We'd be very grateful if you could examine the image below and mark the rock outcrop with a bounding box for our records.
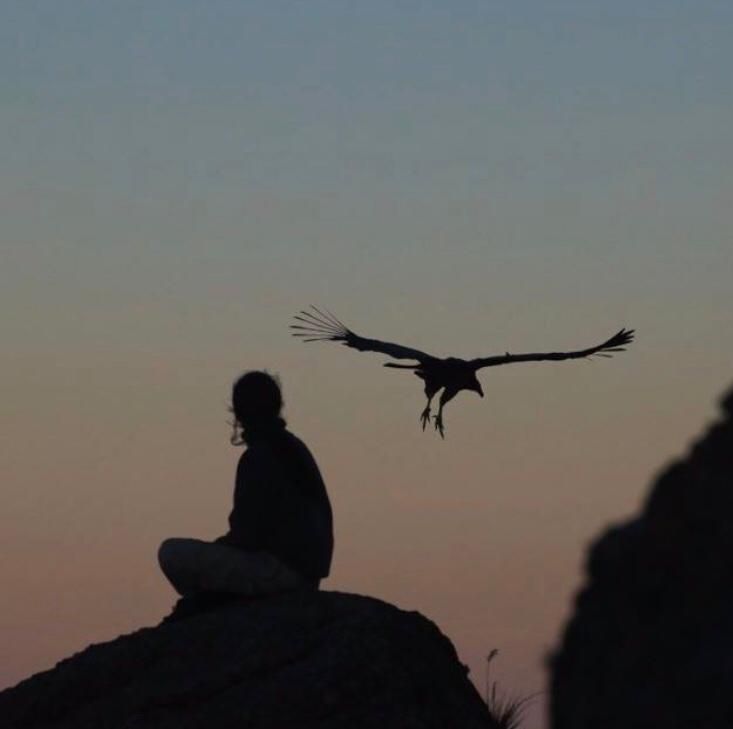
[551,385,733,729]
[1,591,494,729]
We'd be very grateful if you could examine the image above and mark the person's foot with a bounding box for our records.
[161,591,238,625]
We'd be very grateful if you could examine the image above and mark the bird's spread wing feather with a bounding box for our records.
[290,306,436,362]
[469,328,635,370]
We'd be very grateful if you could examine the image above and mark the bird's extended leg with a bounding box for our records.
[433,408,445,439]
[420,396,436,430]
[433,389,457,439]
[420,401,433,430]
[420,383,439,431]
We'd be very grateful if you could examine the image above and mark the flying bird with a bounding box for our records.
[291,306,635,438]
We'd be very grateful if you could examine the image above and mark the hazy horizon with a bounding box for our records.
[3,3,732,727]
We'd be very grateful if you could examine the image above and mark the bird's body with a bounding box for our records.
[384,357,483,433]
[291,306,635,437]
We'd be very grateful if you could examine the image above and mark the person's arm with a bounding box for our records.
[217,450,272,549]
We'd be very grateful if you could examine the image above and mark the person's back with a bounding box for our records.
[219,422,333,584]
[158,370,334,608]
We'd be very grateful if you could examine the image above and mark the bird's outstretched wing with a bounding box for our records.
[469,328,635,370]
[290,306,436,362]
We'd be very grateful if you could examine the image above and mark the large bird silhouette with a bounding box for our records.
[291,306,635,438]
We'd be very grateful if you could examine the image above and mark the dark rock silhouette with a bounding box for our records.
[551,384,733,729]
[0,591,495,729]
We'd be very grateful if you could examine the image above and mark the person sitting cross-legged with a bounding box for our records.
[158,371,333,619]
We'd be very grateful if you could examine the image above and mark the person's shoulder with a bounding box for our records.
[282,429,313,456]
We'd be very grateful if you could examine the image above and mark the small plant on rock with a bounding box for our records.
[484,649,536,729]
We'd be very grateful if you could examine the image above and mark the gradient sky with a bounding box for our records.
[2,3,732,727]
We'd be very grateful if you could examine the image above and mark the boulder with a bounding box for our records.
[551,385,733,729]
[1,591,495,729]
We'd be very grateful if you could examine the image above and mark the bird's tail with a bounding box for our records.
[290,306,351,342]
[383,363,419,369]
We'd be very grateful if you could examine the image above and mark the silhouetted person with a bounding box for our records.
[158,371,333,609]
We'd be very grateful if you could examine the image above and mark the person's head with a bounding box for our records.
[230,370,284,444]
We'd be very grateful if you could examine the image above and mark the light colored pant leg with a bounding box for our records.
[158,537,306,597]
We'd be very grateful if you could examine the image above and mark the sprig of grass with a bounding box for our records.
[483,649,537,729]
